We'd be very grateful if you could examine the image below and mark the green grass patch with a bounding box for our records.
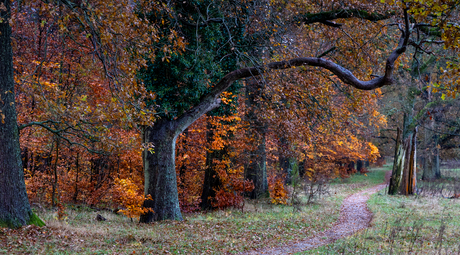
[307,187,460,254]
[337,166,389,184]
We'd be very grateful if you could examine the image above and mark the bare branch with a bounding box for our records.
[294,9,395,26]
[18,120,107,154]
[180,17,224,27]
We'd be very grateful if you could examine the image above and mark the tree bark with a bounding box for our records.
[244,78,268,199]
[73,152,79,203]
[245,135,268,199]
[422,136,441,180]
[280,156,295,185]
[388,128,404,195]
[421,83,441,181]
[400,128,417,195]
[140,121,183,222]
[389,125,418,195]
[51,138,60,208]
[0,0,43,228]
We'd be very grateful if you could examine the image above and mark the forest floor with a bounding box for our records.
[1,165,460,254]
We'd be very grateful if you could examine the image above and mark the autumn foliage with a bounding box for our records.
[112,178,153,220]
[11,0,395,218]
[268,176,288,205]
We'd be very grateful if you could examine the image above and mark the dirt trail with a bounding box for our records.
[242,171,391,255]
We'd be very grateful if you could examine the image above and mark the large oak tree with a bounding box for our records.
[138,1,412,221]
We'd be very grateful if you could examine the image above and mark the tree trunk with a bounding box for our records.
[348,161,355,172]
[73,152,79,203]
[422,135,441,180]
[244,78,268,199]
[389,126,418,195]
[0,0,43,228]
[51,138,60,208]
[421,86,442,181]
[140,121,183,222]
[357,160,363,173]
[280,156,295,185]
[400,128,417,195]
[279,137,296,185]
[388,128,404,195]
[200,124,224,210]
[245,133,268,199]
[433,144,441,178]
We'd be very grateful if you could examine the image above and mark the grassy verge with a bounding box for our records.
[307,180,460,254]
[0,167,389,254]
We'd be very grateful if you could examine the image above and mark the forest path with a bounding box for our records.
[242,171,392,255]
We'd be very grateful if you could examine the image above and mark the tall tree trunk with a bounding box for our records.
[279,137,296,185]
[389,126,418,195]
[140,121,183,222]
[400,128,417,195]
[433,141,441,178]
[422,134,441,180]
[389,128,404,195]
[52,138,60,208]
[0,0,43,228]
[244,78,268,199]
[280,156,296,185]
[245,130,267,199]
[422,84,441,180]
[73,152,79,203]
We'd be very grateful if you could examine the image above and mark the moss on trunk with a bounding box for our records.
[0,212,45,228]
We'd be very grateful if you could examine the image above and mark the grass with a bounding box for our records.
[0,167,389,254]
[441,168,460,179]
[306,171,460,254]
[331,165,389,186]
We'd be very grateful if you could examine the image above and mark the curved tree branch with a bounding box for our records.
[174,9,410,134]
[294,8,396,26]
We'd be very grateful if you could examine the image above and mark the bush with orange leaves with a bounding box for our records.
[112,178,153,220]
[211,166,255,210]
[212,180,253,210]
[268,175,288,205]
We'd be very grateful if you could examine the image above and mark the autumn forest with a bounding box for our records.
[1,0,460,253]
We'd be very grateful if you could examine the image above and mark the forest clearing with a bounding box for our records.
[2,0,460,254]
